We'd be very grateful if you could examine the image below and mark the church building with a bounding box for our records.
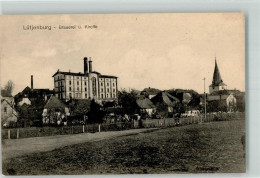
[209,58,227,94]
[52,57,118,103]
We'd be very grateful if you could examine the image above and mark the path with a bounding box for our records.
[2,128,158,161]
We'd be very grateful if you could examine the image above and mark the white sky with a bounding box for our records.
[0,13,245,95]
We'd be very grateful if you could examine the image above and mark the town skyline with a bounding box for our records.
[0,13,245,95]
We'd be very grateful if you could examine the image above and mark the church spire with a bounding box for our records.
[212,57,224,87]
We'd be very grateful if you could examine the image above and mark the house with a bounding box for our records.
[42,95,70,125]
[182,92,192,104]
[14,76,54,126]
[151,91,180,117]
[201,90,244,112]
[207,92,236,112]
[140,87,161,99]
[136,98,156,116]
[1,96,18,127]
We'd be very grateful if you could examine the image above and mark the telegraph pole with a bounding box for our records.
[203,77,207,120]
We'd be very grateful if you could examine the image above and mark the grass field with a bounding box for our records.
[2,119,245,175]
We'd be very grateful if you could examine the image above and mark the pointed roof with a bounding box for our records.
[210,58,226,87]
[44,95,67,109]
[151,91,180,107]
[136,98,156,109]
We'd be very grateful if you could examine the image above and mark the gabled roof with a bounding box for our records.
[44,95,67,109]
[151,91,180,107]
[136,98,155,109]
[210,59,226,87]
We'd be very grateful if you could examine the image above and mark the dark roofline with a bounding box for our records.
[52,71,88,77]
[100,75,118,79]
[52,71,117,78]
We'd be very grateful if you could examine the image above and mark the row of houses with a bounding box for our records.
[1,57,245,127]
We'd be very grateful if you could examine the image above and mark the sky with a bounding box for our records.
[0,13,245,95]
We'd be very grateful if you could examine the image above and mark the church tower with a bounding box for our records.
[209,58,227,94]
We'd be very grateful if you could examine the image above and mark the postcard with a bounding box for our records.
[0,13,245,175]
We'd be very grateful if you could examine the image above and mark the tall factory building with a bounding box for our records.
[52,57,118,103]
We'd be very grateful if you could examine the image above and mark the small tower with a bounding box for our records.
[209,57,227,94]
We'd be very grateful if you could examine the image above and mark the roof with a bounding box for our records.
[44,95,67,109]
[136,98,155,109]
[52,70,117,78]
[151,91,180,107]
[52,71,88,77]
[141,87,161,95]
[210,59,226,87]
[182,92,192,103]
[100,75,118,79]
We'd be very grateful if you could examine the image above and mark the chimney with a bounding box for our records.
[31,75,34,90]
[89,57,92,72]
[83,57,88,74]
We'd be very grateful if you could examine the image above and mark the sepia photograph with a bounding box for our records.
[0,13,245,175]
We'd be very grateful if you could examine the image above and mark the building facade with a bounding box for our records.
[52,57,118,103]
[1,96,18,127]
[209,58,227,94]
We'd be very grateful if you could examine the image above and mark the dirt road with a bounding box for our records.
[2,128,158,161]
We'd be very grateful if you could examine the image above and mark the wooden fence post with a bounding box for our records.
[98,124,101,132]
[83,125,85,133]
[17,128,19,139]
[8,129,10,139]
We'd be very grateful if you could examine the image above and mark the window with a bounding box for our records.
[113,89,115,92]
[101,94,104,99]
[92,77,97,96]
[85,88,87,91]
[77,87,79,91]
[107,83,109,86]
[107,88,109,92]
[69,87,71,91]
[77,77,79,79]
[69,81,71,85]
[4,107,7,112]
[77,81,79,85]
[113,94,115,98]
[85,94,88,98]
[107,94,109,98]
[58,76,59,80]
[85,82,87,85]
[101,83,103,86]
[69,93,72,98]
[101,88,103,92]
[113,83,115,87]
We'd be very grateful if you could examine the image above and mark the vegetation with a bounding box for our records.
[88,100,105,124]
[1,80,15,97]
[118,89,139,115]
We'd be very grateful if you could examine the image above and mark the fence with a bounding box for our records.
[2,112,244,139]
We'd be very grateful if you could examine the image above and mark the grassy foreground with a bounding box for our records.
[2,119,245,175]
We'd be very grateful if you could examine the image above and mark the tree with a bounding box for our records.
[88,99,105,124]
[174,102,186,114]
[1,80,14,97]
[118,89,139,115]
